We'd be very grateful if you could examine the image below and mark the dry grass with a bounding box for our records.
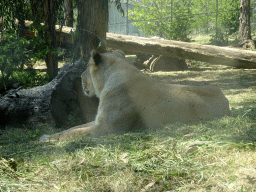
[0,61,256,192]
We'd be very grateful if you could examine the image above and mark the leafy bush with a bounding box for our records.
[129,0,192,41]
[129,0,243,43]
[0,33,50,92]
[209,28,229,46]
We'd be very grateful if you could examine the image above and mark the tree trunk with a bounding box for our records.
[0,0,109,128]
[238,0,254,49]
[30,0,59,79]
[43,0,59,79]
[73,0,108,60]
[64,0,73,27]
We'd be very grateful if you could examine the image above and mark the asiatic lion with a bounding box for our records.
[39,50,230,142]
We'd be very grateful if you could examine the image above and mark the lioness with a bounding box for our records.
[39,50,230,142]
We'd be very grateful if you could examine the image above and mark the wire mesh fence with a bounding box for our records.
[109,0,256,45]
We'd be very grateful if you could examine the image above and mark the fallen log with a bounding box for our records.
[52,23,256,69]
[0,59,98,128]
[1,20,256,68]
[53,29,256,69]
[54,24,256,69]
[107,33,256,69]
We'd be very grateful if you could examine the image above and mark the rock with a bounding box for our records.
[146,55,188,72]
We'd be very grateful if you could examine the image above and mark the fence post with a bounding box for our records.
[171,0,173,22]
[216,0,218,37]
[126,0,129,35]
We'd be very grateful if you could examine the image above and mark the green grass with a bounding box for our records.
[191,33,240,47]
[1,64,256,191]
[191,34,212,44]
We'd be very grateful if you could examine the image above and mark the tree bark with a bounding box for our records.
[64,0,73,27]
[107,33,256,69]
[45,25,256,69]
[238,0,254,49]
[73,0,108,60]
[43,0,59,79]
[0,60,99,128]
[30,0,60,80]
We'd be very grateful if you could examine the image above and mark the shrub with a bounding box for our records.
[0,33,50,92]
[209,27,229,46]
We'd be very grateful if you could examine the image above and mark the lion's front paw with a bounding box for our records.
[39,135,53,143]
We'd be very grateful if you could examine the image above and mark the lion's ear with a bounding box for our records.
[91,50,102,66]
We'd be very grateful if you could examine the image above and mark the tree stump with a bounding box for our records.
[238,39,255,49]
[0,59,99,128]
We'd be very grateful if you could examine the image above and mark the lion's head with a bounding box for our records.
[81,49,127,98]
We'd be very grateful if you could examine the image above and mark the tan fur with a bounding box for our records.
[39,50,230,142]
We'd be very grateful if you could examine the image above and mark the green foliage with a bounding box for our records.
[0,1,58,89]
[192,0,239,35]
[209,27,229,46]
[12,68,50,88]
[218,0,239,35]
[129,0,244,44]
[29,22,59,61]
[0,34,50,90]
[0,0,33,35]
[0,34,32,89]
[129,0,193,41]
